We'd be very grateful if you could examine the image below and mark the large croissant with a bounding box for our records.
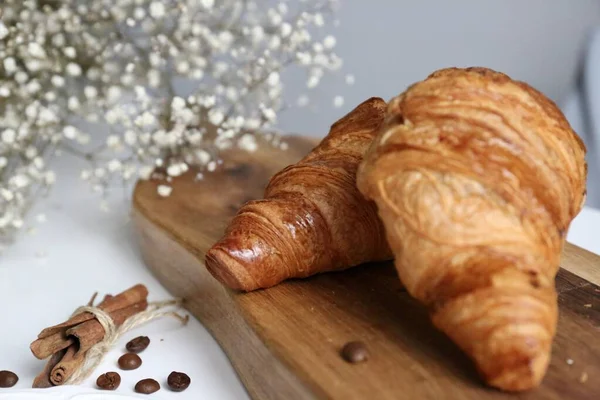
[206,97,392,291]
[357,68,587,391]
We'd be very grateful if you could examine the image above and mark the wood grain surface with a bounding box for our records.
[132,136,600,400]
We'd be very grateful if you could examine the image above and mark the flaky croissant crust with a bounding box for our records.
[358,67,587,391]
[206,97,392,291]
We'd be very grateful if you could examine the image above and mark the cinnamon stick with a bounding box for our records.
[30,332,75,360]
[45,302,148,386]
[49,343,84,386]
[67,300,148,353]
[32,348,67,388]
[36,284,148,339]
[30,300,148,359]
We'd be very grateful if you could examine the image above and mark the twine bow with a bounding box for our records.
[64,294,189,385]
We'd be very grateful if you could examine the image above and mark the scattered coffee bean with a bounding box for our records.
[96,372,121,390]
[167,371,191,392]
[126,336,150,353]
[135,378,160,394]
[340,341,369,364]
[0,370,18,388]
[118,353,142,370]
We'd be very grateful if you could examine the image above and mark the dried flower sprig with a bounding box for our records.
[0,0,345,244]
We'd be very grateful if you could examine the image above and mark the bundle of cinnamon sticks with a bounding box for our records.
[30,284,149,388]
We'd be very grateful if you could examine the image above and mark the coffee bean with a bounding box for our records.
[167,371,191,392]
[0,370,18,388]
[118,353,142,370]
[126,336,150,353]
[135,378,160,394]
[340,341,369,363]
[96,372,121,390]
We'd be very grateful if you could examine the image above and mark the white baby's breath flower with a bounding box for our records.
[314,13,325,26]
[139,166,154,180]
[176,61,190,74]
[171,97,186,110]
[28,42,47,58]
[2,129,16,144]
[39,108,57,123]
[121,74,134,86]
[66,63,82,76]
[157,184,172,197]
[68,97,80,110]
[323,35,337,49]
[149,2,166,19]
[148,69,161,87]
[63,126,78,140]
[238,134,258,152]
[201,0,215,9]
[0,0,343,245]
[0,189,14,202]
[333,95,344,108]
[107,159,122,172]
[134,7,146,20]
[25,147,37,159]
[3,58,17,74]
[27,80,42,94]
[63,47,77,58]
[124,130,137,146]
[307,75,319,88]
[195,150,210,165]
[11,175,30,188]
[106,135,121,149]
[280,23,292,37]
[167,163,188,177]
[45,172,56,185]
[15,72,28,84]
[208,110,225,126]
[0,23,9,40]
[267,72,280,86]
[262,107,277,121]
[107,86,122,102]
[84,86,98,99]
[51,75,65,87]
[296,52,312,65]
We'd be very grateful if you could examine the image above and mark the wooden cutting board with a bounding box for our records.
[132,136,600,400]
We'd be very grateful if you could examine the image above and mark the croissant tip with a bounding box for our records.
[479,346,550,392]
[485,352,549,392]
[205,247,250,291]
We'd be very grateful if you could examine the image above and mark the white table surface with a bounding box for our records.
[0,158,249,400]
[1,156,600,400]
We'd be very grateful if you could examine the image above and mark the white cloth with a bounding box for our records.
[563,27,600,208]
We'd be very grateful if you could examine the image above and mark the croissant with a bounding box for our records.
[206,97,392,291]
[357,68,587,391]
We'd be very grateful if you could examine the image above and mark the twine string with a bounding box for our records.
[64,297,189,385]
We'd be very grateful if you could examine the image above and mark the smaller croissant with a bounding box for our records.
[206,98,392,291]
[358,68,587,391]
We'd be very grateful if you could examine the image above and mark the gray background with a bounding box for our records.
[279,0,600,136]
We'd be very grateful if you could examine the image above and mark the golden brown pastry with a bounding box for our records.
[206,97,392,291]
[357,68,587,391]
